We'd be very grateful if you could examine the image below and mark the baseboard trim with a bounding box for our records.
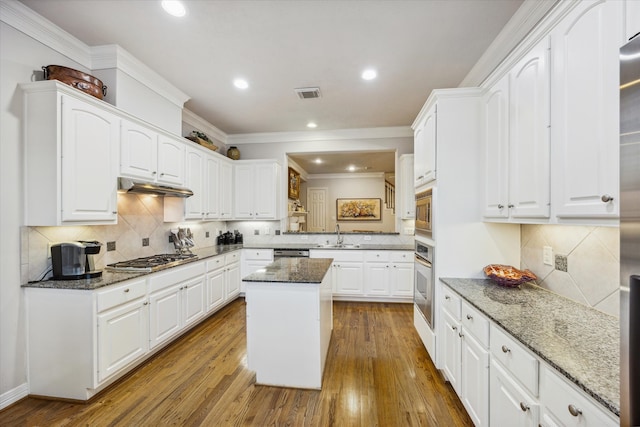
[0,382,29,410]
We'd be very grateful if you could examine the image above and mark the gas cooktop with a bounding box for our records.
[106,253,198,272]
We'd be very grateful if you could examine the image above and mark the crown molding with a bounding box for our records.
[460,0,560,88]
[0,0,92,68]
[308,172,385,180]
[91,44,190,107]
[412,87,484,129]
[182,108,228,144]
[227,126,413,145]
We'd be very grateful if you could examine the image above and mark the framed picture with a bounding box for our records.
[288,167,301,200]
[336,198,382,221]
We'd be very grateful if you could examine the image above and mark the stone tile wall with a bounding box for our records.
[520,224,619,317]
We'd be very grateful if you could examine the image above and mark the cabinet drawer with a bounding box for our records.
[364,251,390,262]
[461,301,489,347]
[390,251,412,263]
[540,365,617,427]
[96,279,146,312]
[225,251,241,264]
[441,285,461,319]
[242,249,270,260]
[490,324,539,396]
[149,262,206,293]
[206,255,225,271]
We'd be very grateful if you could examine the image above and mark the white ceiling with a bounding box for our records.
[20,0,525,135]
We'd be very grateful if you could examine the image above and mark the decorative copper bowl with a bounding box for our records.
[42,65,107,99]
[483,264,537,288]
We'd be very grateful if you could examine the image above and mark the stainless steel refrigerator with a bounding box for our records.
[620,34,640,427]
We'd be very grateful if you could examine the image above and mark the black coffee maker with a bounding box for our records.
[51,241,103,280]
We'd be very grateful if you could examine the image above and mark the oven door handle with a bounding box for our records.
[415,254,432,268]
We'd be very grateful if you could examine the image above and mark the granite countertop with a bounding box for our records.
[22,245,244,291]
[243,258,333,284]
[440,278,620,417]
[243,243,414,251]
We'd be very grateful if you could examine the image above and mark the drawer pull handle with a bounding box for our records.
[519,402,530,412]
[458,332,464,338]
[601,194,614,203]
[445,296,450,300]
[451,326,457,331]
[124,288,130,293]
[466,314,473,320]
[508,204,515,208]
[568,405,582,417]
[143,301,148,306]
[501,345,511,353]
[497,204,504,209]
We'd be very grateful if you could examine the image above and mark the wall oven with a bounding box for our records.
[415,188,433,239]
[414,241,434,328]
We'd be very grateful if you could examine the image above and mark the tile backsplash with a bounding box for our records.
[521,224,619,317]
[23,193,225,283]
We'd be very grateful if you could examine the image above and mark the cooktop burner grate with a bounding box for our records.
[106,253,198,272]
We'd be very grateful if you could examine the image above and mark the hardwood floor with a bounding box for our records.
[1,299,472,426]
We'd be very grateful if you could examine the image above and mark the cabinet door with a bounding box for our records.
[490,359,539,427]
[422,105,437,184]
[184,147,205,220]
[204,154,220,219]
[400,154,415,218]
[61,95,119,222]
[461,332,489,427]
[254,162,278,219]
[414,126,426,187]
[509,37,551,219]
[120,119,157,181]
[334,262,364,295]
[182,276,206,327]
[441,309,461,394]
[483,74,510,219]
[552,0,622,219]
[364,262,390,296]
[391,262,414,297]
[97,298,148,383]
[234,164,254,219]
[206,268,225,312]
[226,263,241,299]
[157,135,185,186]
[219,160,233,219]
[149,284,182,349]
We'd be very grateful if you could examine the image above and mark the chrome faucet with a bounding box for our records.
[335,224,344,245]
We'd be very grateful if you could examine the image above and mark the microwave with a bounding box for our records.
[415,188,432,238]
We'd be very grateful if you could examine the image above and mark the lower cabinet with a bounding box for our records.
[209,253,241,307]
[490,358,540,427]
[241,249,274,293]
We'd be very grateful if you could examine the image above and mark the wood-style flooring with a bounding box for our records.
[0,299,472,426]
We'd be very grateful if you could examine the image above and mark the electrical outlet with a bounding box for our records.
[206,231,210,238]
[275,229,281,236]
[47,242,53,259]
[106,241,116,251]
[264,227,271,235]
[555,254,568,272]
[169,235,174,243]
[142,238,149,247]
[543,246,553,266]
[254,229,260,235]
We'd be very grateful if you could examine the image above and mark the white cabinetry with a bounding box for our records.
[241,249,274,293]
[551,0,623,220]
[399,154,415,219]
[508,37,551,220]
[120,119,185,186]
[490,358,540,427]
[234,160,281,219]
[626,0,640,42]
[364,251,414,298]
[312,250,364,297]
[206,252,241,311]
[413,104,437,188]
[219,159,234,219]
[22,81,120,225]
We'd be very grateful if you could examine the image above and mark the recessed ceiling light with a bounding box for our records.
[307,122,317,129]
[314,158,322,164]
[161,0,186,17]
[233,78,249,89]
[347,165,356,172]
[362,69,377,80]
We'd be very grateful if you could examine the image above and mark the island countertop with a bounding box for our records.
[440,277,619,417]
[242,258,333,284]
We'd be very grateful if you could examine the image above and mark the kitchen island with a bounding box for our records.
[243,257,333,389]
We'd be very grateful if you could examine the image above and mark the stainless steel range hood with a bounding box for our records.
[118,177,194,198]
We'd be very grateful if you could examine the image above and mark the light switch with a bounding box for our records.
[543,246,553,266]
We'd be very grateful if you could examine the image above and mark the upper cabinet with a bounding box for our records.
[551,0,623,220]
[234,160,281,220]
[399,154,415,219]
[120,119,185,186]
[413,104,437,188]
[508,37,551,220]
[22,81,120,225]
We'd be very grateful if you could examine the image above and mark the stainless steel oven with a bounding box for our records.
[414,241,434,328]
[415,188,433,239]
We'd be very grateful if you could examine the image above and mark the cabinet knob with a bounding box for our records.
[508,204,514,208]
[519,402,530,412]
[466,314,473,320]
[152,171,157,175]
[386,265,389,268]
[497,204,504,209]
[451,325,457,331]
[445,295,450,300]
[601,194,614,203]
[112,211,118,214]
[123,288,130,293]
[501,345,511,353]
[458,332,464,338]
[568,404,582,417]
[160,173,165,177]
[143,301,149,306]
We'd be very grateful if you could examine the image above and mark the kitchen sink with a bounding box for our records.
[315,243,361,249]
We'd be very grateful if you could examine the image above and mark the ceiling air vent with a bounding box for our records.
[295,87,321,99]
